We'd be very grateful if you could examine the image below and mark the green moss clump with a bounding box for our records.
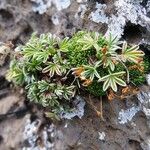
[115,63,126,72]
[143,56,150,74]
[126,56,150,86]
[112,58,150,86]
[129,69,146,86]
[86,80,106,97]
[67,31,95,66]
[97,34,107,47]
[67,48,95,66]
[86,68,107,97]
[128,56,150,86]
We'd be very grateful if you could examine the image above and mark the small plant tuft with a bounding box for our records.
[6,31,148,115]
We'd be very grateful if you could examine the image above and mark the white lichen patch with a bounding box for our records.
[98,132,106,141]
[146,74,150,86]
[23,119,55,150]
[51,13,60,25]
[106,14,126,38]
[106,0,150,38]
[137,91,150,119]
[118,106,140,124]
[23,119,40,148]
[0,42,11,66]
[75,0,150,38]
[76,0,87,3]
[75,4,87,19]
[64,123,68,128]
[31,0,71,14]
[31,0,51,14]
[54,0,71,11]
[147,1,150,13]
[89,2,108,24]
[131,122,136,127]
[14,45,22,52]
[119,89,150,124]
[141,138,150,150]
[60,96,85,119]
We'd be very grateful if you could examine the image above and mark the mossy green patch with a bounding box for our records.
[86,80,106,97]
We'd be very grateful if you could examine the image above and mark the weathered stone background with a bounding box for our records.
[0,0,150,150]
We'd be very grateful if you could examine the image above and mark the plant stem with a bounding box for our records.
[100,96,104,121]
[116,56,130,83]
[120,61,129,83]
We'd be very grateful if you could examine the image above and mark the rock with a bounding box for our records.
[60,95,86,119]
[51,13,60,25]
[89,3,108,24]
[106,0,150,39]
[118,106,140,124]
[0,114,30,150]
[137,91,150,128]
[23,119,54,150]
[0,0,150,149]
[146,74,150,86]
[0,42,12,66]
[76,0,87,3]
[74,4,87,19]
[31,0,51,14]
[141,138,150,150]
[98,132,106,141]
[0,94,23,114]
[31,0,71,14]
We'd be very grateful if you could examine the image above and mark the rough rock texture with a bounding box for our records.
[0,0,150,150]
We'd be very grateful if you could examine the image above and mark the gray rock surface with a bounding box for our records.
[0,0,150,150]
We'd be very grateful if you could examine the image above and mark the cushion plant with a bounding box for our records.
[6,31,149,116]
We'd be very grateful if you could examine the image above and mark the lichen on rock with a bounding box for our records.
[118,106,140,124]
[60,96,85,119]
[31,0,71,14]
[89,2,108,24]
[23,119,55,150]
[106,0,150,38]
